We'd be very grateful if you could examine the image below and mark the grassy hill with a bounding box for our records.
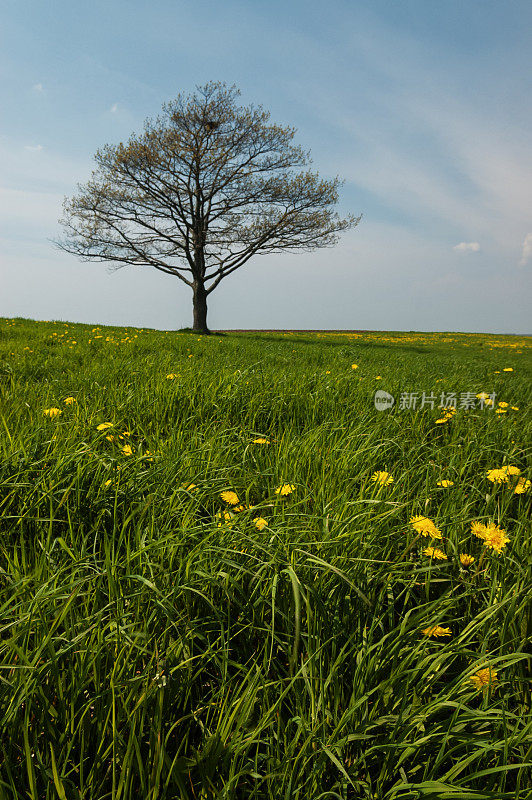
[1,318,531,799]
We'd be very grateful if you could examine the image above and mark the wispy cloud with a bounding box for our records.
[24,144,43,152]
[110,103,118,113]
[32,83,43,92]
[285,17,532,261]
[453,242,480,252]
[519,232,532,266]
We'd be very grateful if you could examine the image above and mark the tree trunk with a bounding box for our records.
[192,282,210,334]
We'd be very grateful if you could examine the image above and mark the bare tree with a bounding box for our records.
[56,81,361,333]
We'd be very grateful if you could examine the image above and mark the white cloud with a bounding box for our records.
[24,144,43,152]
[519,232,532,266]
[32,83,43,92]
[110,103,118,113]
[453,242,480,252]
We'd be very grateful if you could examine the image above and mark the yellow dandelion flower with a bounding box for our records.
[104,479,112,488]
[476,392,489,400]
[481,523,509,554]
[105,435,115,442]
[275,484,296,496]
[500,465,520,477]
[64,397,76,405]
[514,477,530,494]
[233,504,249,513]
[43,408,62,418]
[469,667,498,691]
[166,373,178,379]
[486,468,507,484]
[495,408,507,414]
[511,406,519,411]
[97,422,113,431]
[254,518,267,531]
[460,553,475,567]
[220,490,239,505]
[185,483,197,491]
[215,510,235,527]
[371,471,394,486]
[484,397,494,405]
[423,547,447,560]
[351,364,358,369]
[502,368,513,372]
[471,520,487,538]
[410,516,442,539]
[122,444,133,456]
[435,417,448,424]
[498,402,509,408]
[422,625,452,637]
[253,438,270,444]
[436,480,454,487]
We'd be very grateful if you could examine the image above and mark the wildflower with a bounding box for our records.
[423,547,447,560]
[233,504,249,513]
[436,480,454,487]
[97,422,113,431]
[106,435,115,442]
[43,408,62,418]
[410,515,442,539]
[215,510,235,527]
[64,397,76,405]
[511,406,519,411]
[255,518,267,531]
[481,523,509,554]
[371,471,394,486]
[275,484,296,496]
[514,477,530,494]
[122,444,133,456]
[422,625,452,637]
[104,480,112,488]
[435,418,448,424]
[185,483,197,491]
[471,520,487,539]
[375,375,381,379]
[484,398,493,406]
[498,402,509,408]
[502,368,513,372]
[459,553,475,567]
[469,667,498,691]
[495,408,507,414]
[476,392,489,400]
[486,468,508,484]
[500,465,520,477]
[351,364,358,369]
[166,374,178,379]
[221,490,239,505]
[253,438,270,444]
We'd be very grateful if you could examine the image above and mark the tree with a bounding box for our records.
[56,81,361,334]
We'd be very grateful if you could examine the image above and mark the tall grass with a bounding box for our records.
[0,318,531,799]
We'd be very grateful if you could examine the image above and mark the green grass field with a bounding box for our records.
[1,317,531,800]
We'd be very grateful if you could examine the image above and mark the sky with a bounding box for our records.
[1,0,531,333]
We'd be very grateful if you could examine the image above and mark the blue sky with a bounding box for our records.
[1,0,531,332]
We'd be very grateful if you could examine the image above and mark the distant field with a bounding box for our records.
[1,317,531,799]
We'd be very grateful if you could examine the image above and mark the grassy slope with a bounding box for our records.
[0,317,531,799]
